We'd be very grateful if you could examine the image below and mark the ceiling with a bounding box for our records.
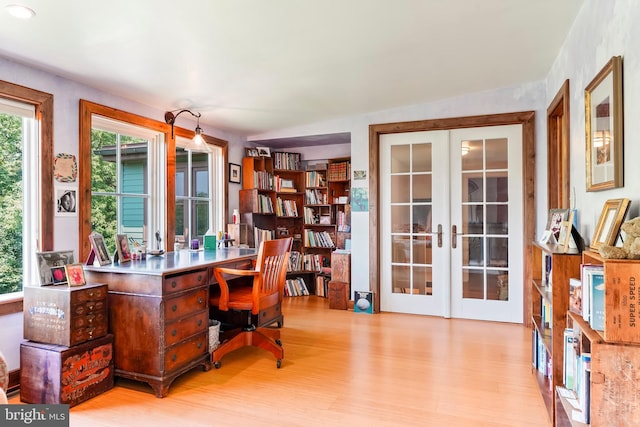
[0,1,583,138]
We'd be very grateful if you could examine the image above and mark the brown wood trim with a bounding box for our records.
[7,369,20,394]
[78,100,171,260]
[0,297,22,315]
[547,79,571,209]
[369,111,536,323]
[0,80,54,251]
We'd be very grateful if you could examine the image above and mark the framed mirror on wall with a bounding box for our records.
[585,55,623,192]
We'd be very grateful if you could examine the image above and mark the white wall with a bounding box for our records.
[546,0,640,241]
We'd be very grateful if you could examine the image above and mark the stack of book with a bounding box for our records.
[273,152,301,171]
[328,161,350,181]
[284,277,310,297]
[275,197,298,217]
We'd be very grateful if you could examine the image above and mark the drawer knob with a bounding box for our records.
[172,304,177,312]
[198,297,203,304]
[171,354,177,362]
[171,281,177,288]
[171,329,177,337]
[197,342,202,349]
[198,319,202,327]
[197,274,202,282]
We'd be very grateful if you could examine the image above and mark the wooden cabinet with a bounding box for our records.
[530,241,582,425]
[555,250,640,427]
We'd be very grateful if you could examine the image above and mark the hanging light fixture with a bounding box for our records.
[164,109,204,144]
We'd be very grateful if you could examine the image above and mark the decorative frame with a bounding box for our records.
[35,250,75,286]
[55,186,77,216]
[89,232,112,266]
[590,198,630,250]
[546,208,570,240]
[50,266,68,285]
[257,146,271,157]
[116,234,132,263]
[245,147,259,157]
[229,163,241,184]
[65,263,86,287]
[585,55,623,191]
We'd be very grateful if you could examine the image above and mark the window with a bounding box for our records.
[175,136,224,246]
[0,82,53,300]
[79,100,227,260]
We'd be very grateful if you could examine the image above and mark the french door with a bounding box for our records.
[380,125,523,322]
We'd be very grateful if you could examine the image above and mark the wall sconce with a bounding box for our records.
[164,109,204,144]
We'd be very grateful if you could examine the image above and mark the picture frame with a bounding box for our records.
[50,266,68,285]
[585,55,623,192]
[546,208,570,240]
[88,232,112,266]
[590,198,630,250]
[115,233,132,263]
[229,163,241,184]
[35,250,75,286]
[257,146,271,157]
[245,147,259,157]
[65,263,86,287]
[55,186,77,216]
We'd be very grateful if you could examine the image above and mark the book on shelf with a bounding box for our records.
[254,227,274,249]
[569,277,582,315]
[563,328,577,390]
[576,353,591,424]
[581,263,603,325]
[284,277,309,297]
[589,269,605,331]
[272,152,301,171]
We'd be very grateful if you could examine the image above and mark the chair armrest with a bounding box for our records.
[213,267,259,311]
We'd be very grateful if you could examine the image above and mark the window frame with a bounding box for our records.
[79,100,228,260]
[0,80,53,311]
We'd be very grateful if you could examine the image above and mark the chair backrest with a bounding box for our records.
[255,237,293,299]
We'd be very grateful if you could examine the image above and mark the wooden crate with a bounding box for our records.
[603,261,640,343]
[20,334,114,407]
[328,280,349,310]
[331,252,350,283]
[23,283,108,347]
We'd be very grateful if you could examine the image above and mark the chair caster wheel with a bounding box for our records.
[275,339,282,346]
[276,359,282,369]
[214,361,221,369]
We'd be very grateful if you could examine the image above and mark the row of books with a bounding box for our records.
[255,194,274,214]
[284,277,310,297]
[328,161,350,181]
[562,327,591,423]
[303,206,331,225]
[254,227,274,249]
[336,210,350,232]
[252,170,274,190]
[315,274,330,297]
[532,328,552,382]
[273,152,301,171]
[305,188,327,204]
[304,230,335,248]
[305,171,326,188]
[288,251,330,272]
[274,175,297,192]
[275,197,298,217]
[570,263,605,331]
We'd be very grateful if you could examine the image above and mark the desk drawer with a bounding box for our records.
[164,288,208,322]
[164,311,208,347]
[164,269,207,294]
[164,333,207,372]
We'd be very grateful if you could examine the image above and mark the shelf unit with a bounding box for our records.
[530,241,582,425]
[555,250,640,427]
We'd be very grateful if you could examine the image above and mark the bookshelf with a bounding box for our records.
[530,241,582,425]
[555,250,640,426]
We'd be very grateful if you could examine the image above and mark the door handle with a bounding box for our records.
[437,224,443,248]
[451,225,457,249]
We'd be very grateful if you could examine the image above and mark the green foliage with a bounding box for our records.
[91,130,118,253]
[0,113,23,294]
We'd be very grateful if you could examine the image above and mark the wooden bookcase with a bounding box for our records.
[555,250,640,427]
[530,241,582,425]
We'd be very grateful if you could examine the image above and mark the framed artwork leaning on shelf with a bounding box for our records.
[546,208,570,240]
[590,198,630,250]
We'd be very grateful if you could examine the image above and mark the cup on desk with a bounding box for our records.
[190,239,199,250]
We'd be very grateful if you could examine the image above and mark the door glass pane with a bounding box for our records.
[391,175,410,203]
[391,205,410,233]
[412,205,432,233]
[488,271,509,301]
[463,174,483,202]
[463,205,483,234]
[487,237,508,267]
[463,236,484,267]
[486,172,507,202]
[412,266,431,295]
[486,205,508,234]
[463,269,485,299]
[461,139,483,171]
[412,174,432,201]
[486,138,508,169]
[413,235,432,264]
[391,144,410,173]
[412,144,432,172]
[392,237,410,263]
[392,264,410,294]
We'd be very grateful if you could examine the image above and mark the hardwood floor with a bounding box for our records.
[8,296,550,426]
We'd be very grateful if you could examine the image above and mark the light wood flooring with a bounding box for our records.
[9,296,550,426]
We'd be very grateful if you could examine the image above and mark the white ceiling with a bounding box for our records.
[0,0,583,137]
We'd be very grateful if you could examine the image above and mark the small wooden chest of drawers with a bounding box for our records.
[23,283,108,347]
[20,334,114,407]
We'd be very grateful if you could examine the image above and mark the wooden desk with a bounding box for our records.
[84,247,257,398]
